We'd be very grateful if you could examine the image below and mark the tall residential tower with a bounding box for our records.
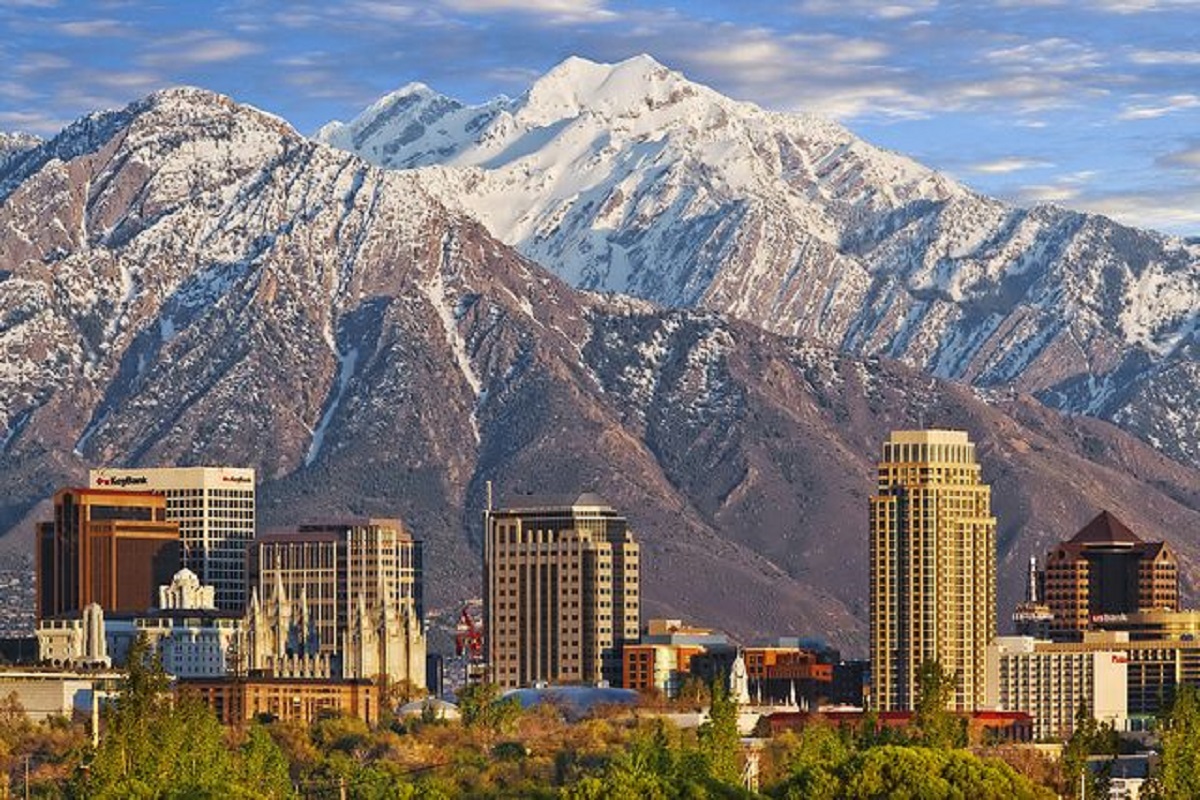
[869,430,996,712]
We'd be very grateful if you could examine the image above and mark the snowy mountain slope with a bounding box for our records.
[320,55,1200,469]
[0,133,40,178]
[3,87,1200,646]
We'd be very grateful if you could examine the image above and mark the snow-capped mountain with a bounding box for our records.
[0,133,40,176]
[3,86,1200,645]
[320,55,1200,469]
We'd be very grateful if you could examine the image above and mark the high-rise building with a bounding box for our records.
[484,492,640,689]
[36,488,181,618]
[89,467,256,612]
[869,429,996,712]
[246,518,425,687]
[1043,510,1178,640]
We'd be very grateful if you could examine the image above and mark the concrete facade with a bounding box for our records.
[485,493,640,689]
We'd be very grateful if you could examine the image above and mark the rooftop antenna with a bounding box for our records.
[486,480,493,512]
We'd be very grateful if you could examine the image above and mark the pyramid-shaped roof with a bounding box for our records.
[1067,510,1143,546]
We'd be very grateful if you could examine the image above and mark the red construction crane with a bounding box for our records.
[455,605,484,662]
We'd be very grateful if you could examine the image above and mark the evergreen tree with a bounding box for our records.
[699,680,742,786]
[913,660,966,749]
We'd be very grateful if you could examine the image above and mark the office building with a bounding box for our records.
[90,467,255,612]
[485,492,640,689]
[247,518,425,687]
[1043,510,1178,640]
[986,635,1128,740]
[622,619,733,697]
[869,429,996,712]
[37,488,180,619]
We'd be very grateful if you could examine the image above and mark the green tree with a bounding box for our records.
[238,724,296,799]
[1158,684,1200,798]
[772,723,852,799]
[1061,705,1118,799]
[457,682,521,733]
[913,660,966,749]
[698,680,742,786]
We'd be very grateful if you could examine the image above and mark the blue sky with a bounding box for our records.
[2,0,1199,236]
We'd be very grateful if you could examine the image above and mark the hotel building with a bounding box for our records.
[986,635,1128,740]
[484,492,640,689]
[90,467,256,612]
[869,429,996,712]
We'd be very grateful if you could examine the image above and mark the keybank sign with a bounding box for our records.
[94,475,149,487]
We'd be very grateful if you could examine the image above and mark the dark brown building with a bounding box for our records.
[1044,510,1178,640]
[36,488,180,619]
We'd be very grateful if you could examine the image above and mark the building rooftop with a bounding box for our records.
[493,492,617,514]
[1067,510,1144,546]
[886,429,972,445]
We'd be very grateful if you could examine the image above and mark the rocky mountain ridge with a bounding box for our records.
[1,86,1198,650]
[319,55,1200,470]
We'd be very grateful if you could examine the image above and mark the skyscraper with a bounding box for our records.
[484,492,640,689]
[869,429,996,712]
[89,467,255,612]
[36,488,181,618]
[1043,510,1178,640]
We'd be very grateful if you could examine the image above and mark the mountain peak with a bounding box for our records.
[519,54,687,124]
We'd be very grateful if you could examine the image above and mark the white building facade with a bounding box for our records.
[986,635,1128,740]
[90,466,255,612]
[37,569,243,679]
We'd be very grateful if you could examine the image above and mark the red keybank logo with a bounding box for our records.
[222,475,252,483]
[95,475,149,487]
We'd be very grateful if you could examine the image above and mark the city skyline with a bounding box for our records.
[0,1,1197,235]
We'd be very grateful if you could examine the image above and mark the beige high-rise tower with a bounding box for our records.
[869,430,996,712]
[484,493,640,689]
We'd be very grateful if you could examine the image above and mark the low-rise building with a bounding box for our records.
[0,669,122,722]
[37,569,244,679]
[179,677,379,726]
[622,619,732,698]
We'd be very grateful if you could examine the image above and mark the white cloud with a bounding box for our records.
[1128,48,1200,65]
[797,0,937,17]
[1117,94,1200,120]
[140,37,261,68]
[55,19,132,37]
[14,53,72,74]
[443,0,608,10]
[984,37,1102,73]
[1017,184,1082,203]
[1157,145,1200,171]
[1076,189,1200,235]
[0,110,68,135]
[969,157,1052,174]
[342,1,419,22]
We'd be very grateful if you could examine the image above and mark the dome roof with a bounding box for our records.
[171,568,201,586]
[397,698,461,720]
